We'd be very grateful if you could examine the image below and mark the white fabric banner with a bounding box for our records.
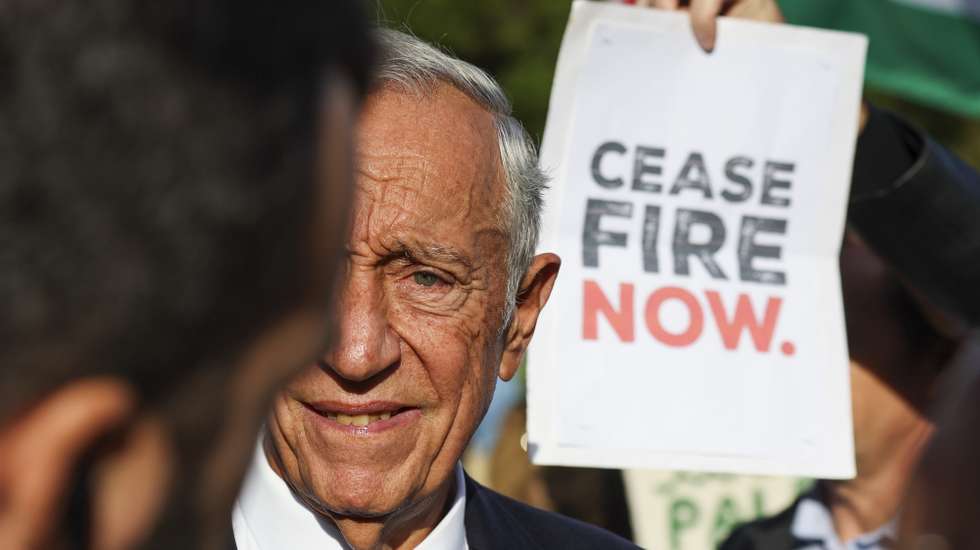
[527,1,866,478]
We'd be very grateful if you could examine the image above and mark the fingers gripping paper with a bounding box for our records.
[527,1,866,478]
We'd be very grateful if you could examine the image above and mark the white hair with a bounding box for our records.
[373,28,547,329]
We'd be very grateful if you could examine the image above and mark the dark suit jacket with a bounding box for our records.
[717,497,800,550]
[462,474,639,550]
[848,105,980,326]
[228,473,639,550]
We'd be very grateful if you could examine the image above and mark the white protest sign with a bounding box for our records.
[527,1,866,478]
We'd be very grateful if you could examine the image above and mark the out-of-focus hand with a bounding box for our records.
[635,0,784,52]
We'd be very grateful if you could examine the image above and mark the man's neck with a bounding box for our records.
[262,442,456,550]
[824,419,933,542]
[330,479,455,550]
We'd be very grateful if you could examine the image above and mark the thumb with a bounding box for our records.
[689,0,725,51]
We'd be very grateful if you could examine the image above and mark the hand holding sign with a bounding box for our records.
[634,0,784,51]
[528,1,867,478]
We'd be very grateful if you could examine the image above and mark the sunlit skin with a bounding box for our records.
[826,235,943,543]
[265,83,560,550]
[898,350,980,550]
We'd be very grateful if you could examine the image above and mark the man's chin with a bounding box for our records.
[305,472,450,527]
[310,494,410,522]
[325,505,396,520]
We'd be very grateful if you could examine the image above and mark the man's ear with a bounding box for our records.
[499,253,561,382]
[0,378,136,550]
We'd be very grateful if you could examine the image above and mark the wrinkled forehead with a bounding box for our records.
[353,83,508,245]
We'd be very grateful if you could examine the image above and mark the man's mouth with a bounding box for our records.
[324,411,395,426]
[303,401,417,432]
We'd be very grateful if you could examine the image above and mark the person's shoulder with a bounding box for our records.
[497,493,640,549]
[465,475,640,550]
[718,498,799,550]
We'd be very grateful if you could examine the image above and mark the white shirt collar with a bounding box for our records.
[790,486,897,550]
[232,441,468,550]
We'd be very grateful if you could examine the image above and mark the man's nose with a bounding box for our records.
[322,272,400,382]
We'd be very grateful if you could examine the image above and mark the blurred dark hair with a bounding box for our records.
[0,0,373,417]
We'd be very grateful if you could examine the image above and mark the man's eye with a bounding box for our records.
[413,271,441,287]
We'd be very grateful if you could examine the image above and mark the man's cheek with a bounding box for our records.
[393,307,482,353]
[437,299,500,347]
[396,301,487,338]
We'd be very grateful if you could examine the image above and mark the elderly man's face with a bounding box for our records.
[266,83,541,521]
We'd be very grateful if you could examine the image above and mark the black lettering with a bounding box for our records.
[670,152,713,198]
[672,208,727,279]
[591,141,627,189]
[761,161,794,207]
[722,156,754,203]
[738,216,787,285]
[642,205,661,273]
[582,198,633,267]
[632,146,665,193]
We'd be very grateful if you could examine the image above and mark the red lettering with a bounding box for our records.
[583,280,635,342]
[705,291,782,352]
[644,287,703,347]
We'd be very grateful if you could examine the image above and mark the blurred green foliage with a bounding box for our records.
[374,0,979,168]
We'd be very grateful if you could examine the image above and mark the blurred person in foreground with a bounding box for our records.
[230,29,639,550]
[632,1,980,549]
[0,1,372,549]
[899,336,980,550]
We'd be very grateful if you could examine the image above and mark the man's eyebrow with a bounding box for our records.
[387,240,474,270]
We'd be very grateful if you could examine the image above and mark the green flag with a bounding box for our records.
[780,0,980,117]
